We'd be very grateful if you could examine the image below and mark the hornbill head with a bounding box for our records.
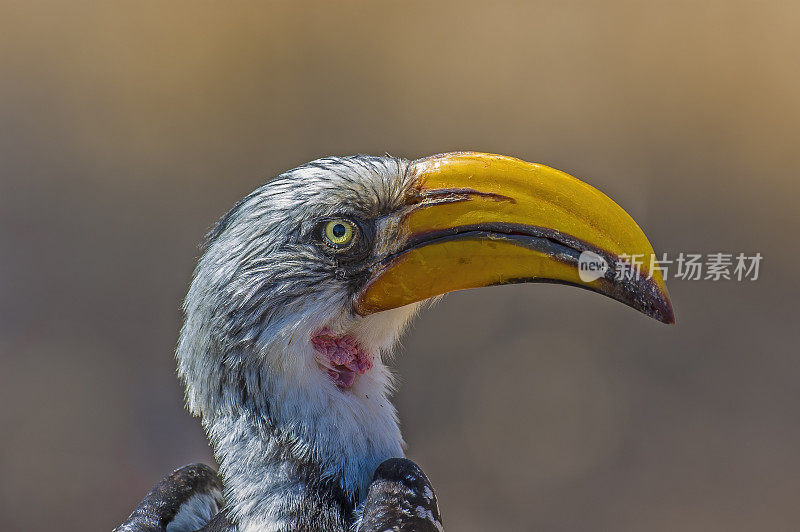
[176,151,673,529]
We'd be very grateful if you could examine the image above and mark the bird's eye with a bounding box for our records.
[323,219,356,248]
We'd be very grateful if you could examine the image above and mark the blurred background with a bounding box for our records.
[1,2,799,531]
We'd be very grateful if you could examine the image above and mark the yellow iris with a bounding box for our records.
[324,219,355,247]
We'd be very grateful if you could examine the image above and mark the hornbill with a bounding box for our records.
[116,152,673,532]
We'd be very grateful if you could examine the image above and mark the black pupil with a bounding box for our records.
[332,223,347,238]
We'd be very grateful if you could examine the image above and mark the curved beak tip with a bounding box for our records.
[647,295,676,325]
[653,290,676,325]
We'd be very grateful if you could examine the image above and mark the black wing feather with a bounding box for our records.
[358,458,443,532]
[115,463,224,532]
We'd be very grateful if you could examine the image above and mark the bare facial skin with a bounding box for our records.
[312,329,373,389]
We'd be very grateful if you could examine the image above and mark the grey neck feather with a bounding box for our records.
[206,411,355,531]
[179,317,407,531]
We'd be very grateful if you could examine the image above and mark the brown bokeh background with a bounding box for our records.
[1,2,799,531]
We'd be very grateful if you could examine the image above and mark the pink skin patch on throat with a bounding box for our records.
[311,329,373,389]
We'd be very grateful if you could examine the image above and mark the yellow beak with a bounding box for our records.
[355,152,674,324]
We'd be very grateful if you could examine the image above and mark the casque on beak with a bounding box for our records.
[355,152,674,324]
